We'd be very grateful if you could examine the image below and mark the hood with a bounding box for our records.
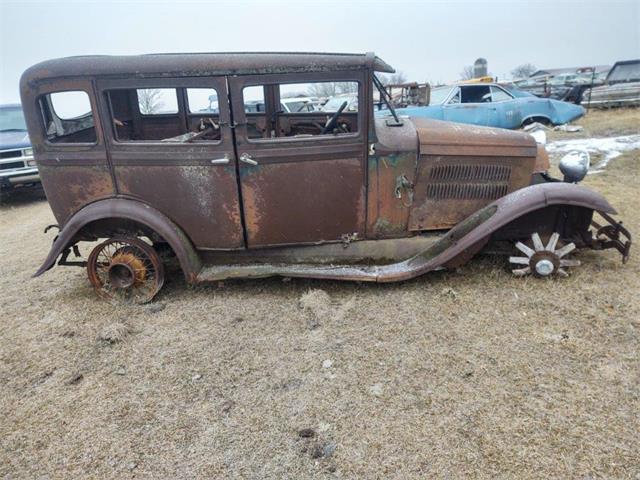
[410,117,537,157]
[0,130,31,150]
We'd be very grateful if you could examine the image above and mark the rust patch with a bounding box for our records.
[38,165,114,224]
[115,165,243,249]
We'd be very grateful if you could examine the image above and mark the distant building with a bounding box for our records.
[530,65,610,78]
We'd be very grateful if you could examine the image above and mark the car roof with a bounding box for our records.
[21,52,394,86]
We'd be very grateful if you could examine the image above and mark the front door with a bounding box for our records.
[228,72,368,248]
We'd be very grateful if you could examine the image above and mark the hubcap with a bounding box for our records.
[534,259,554,276]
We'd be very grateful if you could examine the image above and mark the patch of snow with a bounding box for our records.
[547,134,640,173]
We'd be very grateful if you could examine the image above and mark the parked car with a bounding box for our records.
[280,96,317,113]
[0,103,39,193]
[380,83,585,129]
[322,93,358,112]
[20,53,630,303]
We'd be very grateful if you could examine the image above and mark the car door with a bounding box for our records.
[442,86,490,126]
[228,71,368,248]
[98,76,244,250]
[489,85,522,128]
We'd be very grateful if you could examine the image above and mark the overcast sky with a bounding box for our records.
[1,0,638,104]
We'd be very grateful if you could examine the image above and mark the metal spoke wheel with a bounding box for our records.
[509,232,580,277]
[87,237,165,303]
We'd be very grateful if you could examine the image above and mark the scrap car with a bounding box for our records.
[380,82,585,129]
[20,52,631,303]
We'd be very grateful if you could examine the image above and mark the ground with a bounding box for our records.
[1,109,638,479]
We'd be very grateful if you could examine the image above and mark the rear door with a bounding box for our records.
[98,77,244,250]
[228,71,368,248]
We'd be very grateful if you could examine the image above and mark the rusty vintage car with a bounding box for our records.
[20,52,631,303]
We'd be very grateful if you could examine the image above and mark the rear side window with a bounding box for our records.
[40,90,96,144]
[106,86,222,143]
[137,88,178,115]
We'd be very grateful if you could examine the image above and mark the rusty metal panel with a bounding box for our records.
[114,165,243,249]
[38,165,114,224]
[366,118,418,238]
[409,154,536,230]
[240,157,366,246]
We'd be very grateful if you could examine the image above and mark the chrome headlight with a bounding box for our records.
[559,150,590,183]
[22,147,34,157]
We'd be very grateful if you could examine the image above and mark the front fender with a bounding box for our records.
[34,198,202,282]
[375,182,617,282]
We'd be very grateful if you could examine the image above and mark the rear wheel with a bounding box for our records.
[87,237,164,303]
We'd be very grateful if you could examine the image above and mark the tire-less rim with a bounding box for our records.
[87,237,164,303]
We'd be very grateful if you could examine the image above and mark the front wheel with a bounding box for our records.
[87,237,165,303]
[509,232,580,277]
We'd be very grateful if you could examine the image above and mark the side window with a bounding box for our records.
[460,86,491,104]
[106,86,221,143]
[241,81,359,140]
[137,88,178,114]
[490,86,513,102]
[40,90,96,144]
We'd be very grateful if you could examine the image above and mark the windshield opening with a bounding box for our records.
[0,106,27,132]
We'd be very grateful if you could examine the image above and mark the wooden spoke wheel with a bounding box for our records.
[87,237,164,303]
[509,232,580,278]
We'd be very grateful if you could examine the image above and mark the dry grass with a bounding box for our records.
[1,112,639,478]
[546,106,640,142]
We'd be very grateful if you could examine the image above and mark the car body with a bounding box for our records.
[20,53,630,303]
[379,83,585,129]
[0,103,40,192]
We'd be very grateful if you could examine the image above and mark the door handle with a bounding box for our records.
[239,153,258,166]
[209,155,230,165]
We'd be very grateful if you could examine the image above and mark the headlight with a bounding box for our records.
[559,150,590,183]
[22,147,34,157]
[27,159,37,167]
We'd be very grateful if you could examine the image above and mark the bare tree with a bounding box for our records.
[380,71,408,86]
[511,63,537,79]
[307,82,357,98]
[138,89,164,114]
[459,65,475,80]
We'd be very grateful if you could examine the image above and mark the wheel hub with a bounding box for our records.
[534,258,554,276]
[108,262,136,289]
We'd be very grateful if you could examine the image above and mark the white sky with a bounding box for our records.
[1,0,639,104]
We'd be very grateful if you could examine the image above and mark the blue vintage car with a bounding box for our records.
[378,83,585,129]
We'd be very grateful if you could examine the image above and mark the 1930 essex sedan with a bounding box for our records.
[20,52,631,303]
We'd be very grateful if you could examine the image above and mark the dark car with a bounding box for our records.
[0,104,40,193]
[19,52,630,303]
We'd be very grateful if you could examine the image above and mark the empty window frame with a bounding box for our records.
[242,81,359,140]
[39,90,96,144]
[105,87,221,143]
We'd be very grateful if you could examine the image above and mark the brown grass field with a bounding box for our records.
[1,109,638,479]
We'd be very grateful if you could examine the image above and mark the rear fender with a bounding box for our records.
[376,182,617,282]
[34,198,202,283]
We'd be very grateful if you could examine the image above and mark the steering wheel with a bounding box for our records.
[321,101,348,134]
